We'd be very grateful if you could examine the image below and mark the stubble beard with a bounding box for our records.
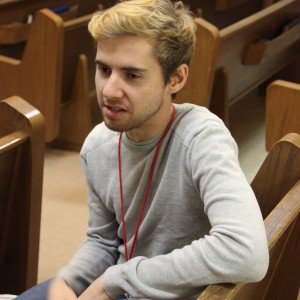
[101,95,164,134]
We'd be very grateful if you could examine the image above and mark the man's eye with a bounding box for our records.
[127,73,141,79]
[96,65,110,74]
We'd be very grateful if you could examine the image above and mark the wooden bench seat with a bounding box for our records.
[0,96,45,294]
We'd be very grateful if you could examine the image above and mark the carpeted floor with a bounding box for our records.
[37,90,268,283]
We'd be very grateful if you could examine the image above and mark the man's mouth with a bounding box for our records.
[102,105,127,119]
[108,106,125,112]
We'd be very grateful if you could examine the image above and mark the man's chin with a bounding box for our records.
[104,121,126,133]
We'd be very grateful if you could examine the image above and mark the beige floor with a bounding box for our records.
[37,91,268,283]
[38,148,88,283]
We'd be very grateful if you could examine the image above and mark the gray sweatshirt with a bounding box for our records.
[58,103,269,299]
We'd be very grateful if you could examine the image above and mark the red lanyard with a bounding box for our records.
[118,106,176,261]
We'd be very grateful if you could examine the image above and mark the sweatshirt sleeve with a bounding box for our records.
[103,122,269,299]
[57,154,121,296]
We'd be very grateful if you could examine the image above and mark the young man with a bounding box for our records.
[16,0,268,299]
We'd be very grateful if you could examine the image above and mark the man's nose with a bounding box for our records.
[102,74,124,99]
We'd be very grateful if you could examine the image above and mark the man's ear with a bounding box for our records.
[168,64,189,94]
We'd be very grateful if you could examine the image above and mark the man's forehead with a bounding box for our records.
[96,35,155,52]
[95,36,157,68]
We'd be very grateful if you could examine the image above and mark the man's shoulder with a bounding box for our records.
[174,103,226,137]
[175,103,222,124]
[80,122,118,156]
[172,103,237,157]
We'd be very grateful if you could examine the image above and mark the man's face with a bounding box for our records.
[95,35,172,141]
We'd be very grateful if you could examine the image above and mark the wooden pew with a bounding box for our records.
[197,133,300,299]
[207,0,300,124]
[175,18,220,108]
[51,12,96,150]
[0,96,45,294]
[0,8,99,150]
[0,9,63,143]
[265,80,300,151]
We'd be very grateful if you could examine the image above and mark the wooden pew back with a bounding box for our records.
[197,133,300,299]
[0,8,97,149]
[265,80,300,151]
[0,9,63,142]
[62,13,95,104]
[252,133,300,218]
[51,12,96,150]
[0,96,45,294]
[175,17,220,108]
[209,0,300,122]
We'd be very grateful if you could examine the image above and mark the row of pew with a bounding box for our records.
[1,0,300,150]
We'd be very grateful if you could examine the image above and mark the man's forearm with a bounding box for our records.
[78,274,112,300]
[48,277,77,300]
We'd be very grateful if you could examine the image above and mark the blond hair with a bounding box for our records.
[88,0,196,82]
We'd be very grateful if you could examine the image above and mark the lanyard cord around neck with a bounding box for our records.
[118,105,176,261]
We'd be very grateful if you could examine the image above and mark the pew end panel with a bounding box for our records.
[0,8,96,150]
[60,13,95,105]
[0,96,45,294]
[250,133,300,299]
[209,67,229,123]
[175,17,220,108]
[49,12,95,151]
[251,132,300,218]
[265,80,300,151]
[51,54,92,151]
[0,8,64,142]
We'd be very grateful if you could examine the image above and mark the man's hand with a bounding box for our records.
[48,277,77,300]
[78,274,112,300]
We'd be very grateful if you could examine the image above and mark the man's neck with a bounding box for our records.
[125,104,174,142]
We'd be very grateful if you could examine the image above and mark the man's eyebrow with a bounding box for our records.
[121,66,146,72]
[94,59,108,67]
[94,59,146,72]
